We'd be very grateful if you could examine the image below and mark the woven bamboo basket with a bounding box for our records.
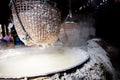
[12,0,61,46]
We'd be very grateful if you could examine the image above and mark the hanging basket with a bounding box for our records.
[12,0,61,46]
[58,14,95,47]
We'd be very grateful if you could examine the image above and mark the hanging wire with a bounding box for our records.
[68,0,72,18]
[63,0,73,23]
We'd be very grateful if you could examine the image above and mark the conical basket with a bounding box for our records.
[12,0,61,46]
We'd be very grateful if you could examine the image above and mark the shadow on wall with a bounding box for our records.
[94,3,120,49]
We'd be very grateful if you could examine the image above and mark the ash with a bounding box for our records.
[48,40,116,80]
[16,39,117,80]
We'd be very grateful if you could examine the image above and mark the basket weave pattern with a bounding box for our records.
[12,0,61,46]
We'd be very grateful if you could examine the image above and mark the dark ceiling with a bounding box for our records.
[0,0,118,19]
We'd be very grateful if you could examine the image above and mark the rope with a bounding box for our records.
[11,0,31,40]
